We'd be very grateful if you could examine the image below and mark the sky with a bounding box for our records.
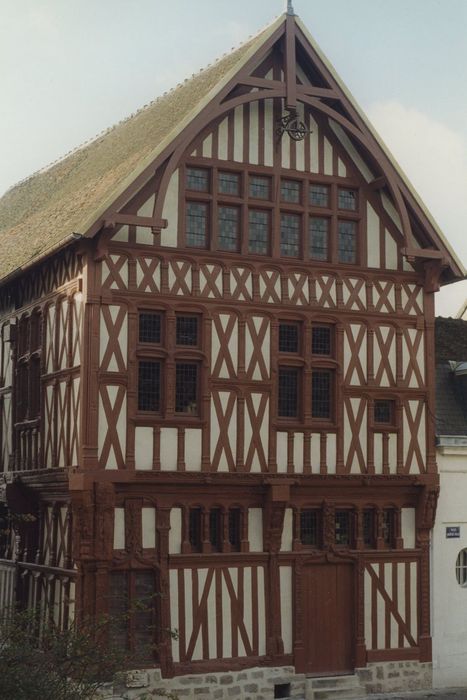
[1,0,466,315]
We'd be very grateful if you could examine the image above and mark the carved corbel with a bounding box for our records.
[417,486,440,531]
[93,225,115,262]
[423,259,448,293]
[71,489,94,561]
[94,482,115,561]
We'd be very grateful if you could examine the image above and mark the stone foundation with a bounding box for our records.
[96,660,432,699]
[356,661,433,695]
[98,666,305,700]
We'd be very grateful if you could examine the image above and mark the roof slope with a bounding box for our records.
[0,21,276,281]
[0,12,464,284]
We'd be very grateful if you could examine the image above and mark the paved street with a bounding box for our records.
[362,689,467,700]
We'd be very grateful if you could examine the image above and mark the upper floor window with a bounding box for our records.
[137,311,201,418]
[183,165,360,264]
[277,321,335,423]
[15,312,42,423]
[374,399,396,427]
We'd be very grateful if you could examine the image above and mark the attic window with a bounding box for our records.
[186,167,209,192]
[338,188,357,211]
[218,171,240,196]
[309,184,329,208]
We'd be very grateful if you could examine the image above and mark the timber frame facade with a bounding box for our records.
[0,9,464,686]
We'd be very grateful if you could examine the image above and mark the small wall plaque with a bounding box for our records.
[446,526,460,538]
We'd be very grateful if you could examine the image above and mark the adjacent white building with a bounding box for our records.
[433,318,467,687]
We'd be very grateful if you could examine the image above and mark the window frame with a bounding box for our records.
[182,162,361,264]
[136,309,203,421]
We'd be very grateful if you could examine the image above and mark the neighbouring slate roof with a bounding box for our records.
[435,317,467,436]
[0,18,279,283]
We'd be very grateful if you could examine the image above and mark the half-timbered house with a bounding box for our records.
[0,7,464,699]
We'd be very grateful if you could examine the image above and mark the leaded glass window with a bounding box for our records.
[309,184,329,207]
[249,175,271,200]
[279,323,299,353]
[281,179,301,203]
[335,510,352,546]
[186,202,208,247]
[138,361,161,412]
[175,363,198,414]
[186,167,209,192]
[278,367,299,418]
[218,171,240,196]
[312,326,331,356]
[228,509,241,551]
[300,509,320,546]
[338,188,357,210]
[311,370,331,419]
[280,213,300,257]
[248,210,269,255]
[176,316,198,346]
[139,313,161,344]
[309,217,329,260]
[218,206,239,251]
[186,168,209,192]
[338,220,357,263]
[374,399,394,425]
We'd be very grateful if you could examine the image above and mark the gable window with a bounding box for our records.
[218,171,240,196]
[338,220,357,263]
[249,175,271,200]
[186,167,209,192]
[182,165,360,264]
[281,179,301,204]
[137,311,201,418]
[280,213,301,257]
[309,217,329,260]
[218,206,240,251]
[186,202,208,248]
[309,184,329,207]
[338,187,357,211]
[248,210,270,255]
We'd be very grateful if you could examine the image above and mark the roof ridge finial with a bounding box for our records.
[286,0,295,15]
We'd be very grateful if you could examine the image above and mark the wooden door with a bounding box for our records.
[302,564,354,675]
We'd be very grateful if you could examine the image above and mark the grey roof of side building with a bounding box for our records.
[435,317,467,437]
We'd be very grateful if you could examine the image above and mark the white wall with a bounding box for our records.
[432,445,467,687]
